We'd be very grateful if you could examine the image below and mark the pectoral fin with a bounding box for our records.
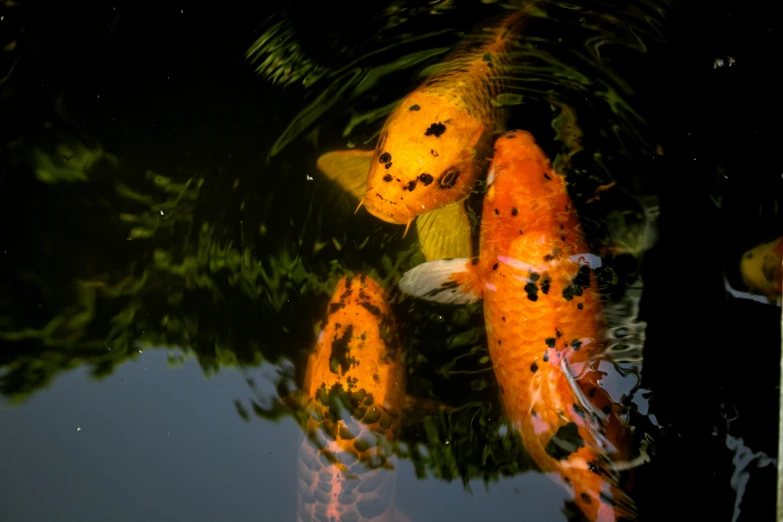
[315,149,373,200]
[415,201,473,261]
[399,258,483,305]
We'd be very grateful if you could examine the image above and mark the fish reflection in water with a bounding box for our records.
[296,274,409,522]
[400,130,639,521]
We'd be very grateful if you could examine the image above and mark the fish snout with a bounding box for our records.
[362,196,415,225]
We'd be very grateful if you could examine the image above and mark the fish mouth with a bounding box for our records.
[362,200,411,225]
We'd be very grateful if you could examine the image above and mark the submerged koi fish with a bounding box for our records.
[740,236,783,298]
[399,130,637,521]
[297,274,409,522]
[317,2,540,261]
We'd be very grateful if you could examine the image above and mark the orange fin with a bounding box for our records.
[398,258,482,305]
[415,201,473,261]
[315,149,373,200]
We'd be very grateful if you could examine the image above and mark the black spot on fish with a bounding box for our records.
[438,169,460,189]
[359,301,381,317]
[384,162,392,169]
[543,351,549,362]
[556,330,562,337]
[544,172,552,180]
[423,280,460,298]
[329,302,345,313]
[419,173,434,185]
[330,324,354,375]
[529,272,540,282]
[494,208,499,215]
[530,362,538,372]
[561,235,566,241]
[424,122,446,137]
[602,405,612,416]
[541,279,551,294]
[379,152,391,164]
[511,207,518,216]
[502,316,506,322]
[545,422,585,460]
[383,174,393,182]
[404,180,417,192]
[563,265,591,301]
[430,149,439,157]
[409,104,420,111]
[571,339,582,351]
[545,337,556,348]
[525,282,538,301]
[578,303,584,310]
[573,404,586,418]
[544,254,554,261]
[519,230,524,235]
[492,263,499,270]
[498,340,502,345]
[580,493,592,505]
[588,387,597,398]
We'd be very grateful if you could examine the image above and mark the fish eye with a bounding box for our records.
[438,168,460,189]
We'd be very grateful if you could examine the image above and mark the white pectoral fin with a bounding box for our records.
[398,258,483,305]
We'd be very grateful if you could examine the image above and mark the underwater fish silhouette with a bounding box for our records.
[740,236,783,299]
[398,130,638,521]
[316,2,541,262]
[296,274,409,522]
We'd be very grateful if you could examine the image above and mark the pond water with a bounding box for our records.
[1,1,780,521]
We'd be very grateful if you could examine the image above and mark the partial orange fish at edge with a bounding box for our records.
[399,130,639,521]
[740,236,783,298]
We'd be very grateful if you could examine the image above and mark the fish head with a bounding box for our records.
[362,92,492,225]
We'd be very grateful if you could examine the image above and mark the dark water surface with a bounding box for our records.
[1,0,780,521]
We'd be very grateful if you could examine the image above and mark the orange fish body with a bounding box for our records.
[297,274,407,522]
[399,130,637,521]
[317,3,540,260]
[740,236,783,297]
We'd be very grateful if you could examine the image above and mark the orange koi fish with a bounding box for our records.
[317,2,540,261]
[399,130,637,521]
[740,236,783,298]
[297,274,409,522]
